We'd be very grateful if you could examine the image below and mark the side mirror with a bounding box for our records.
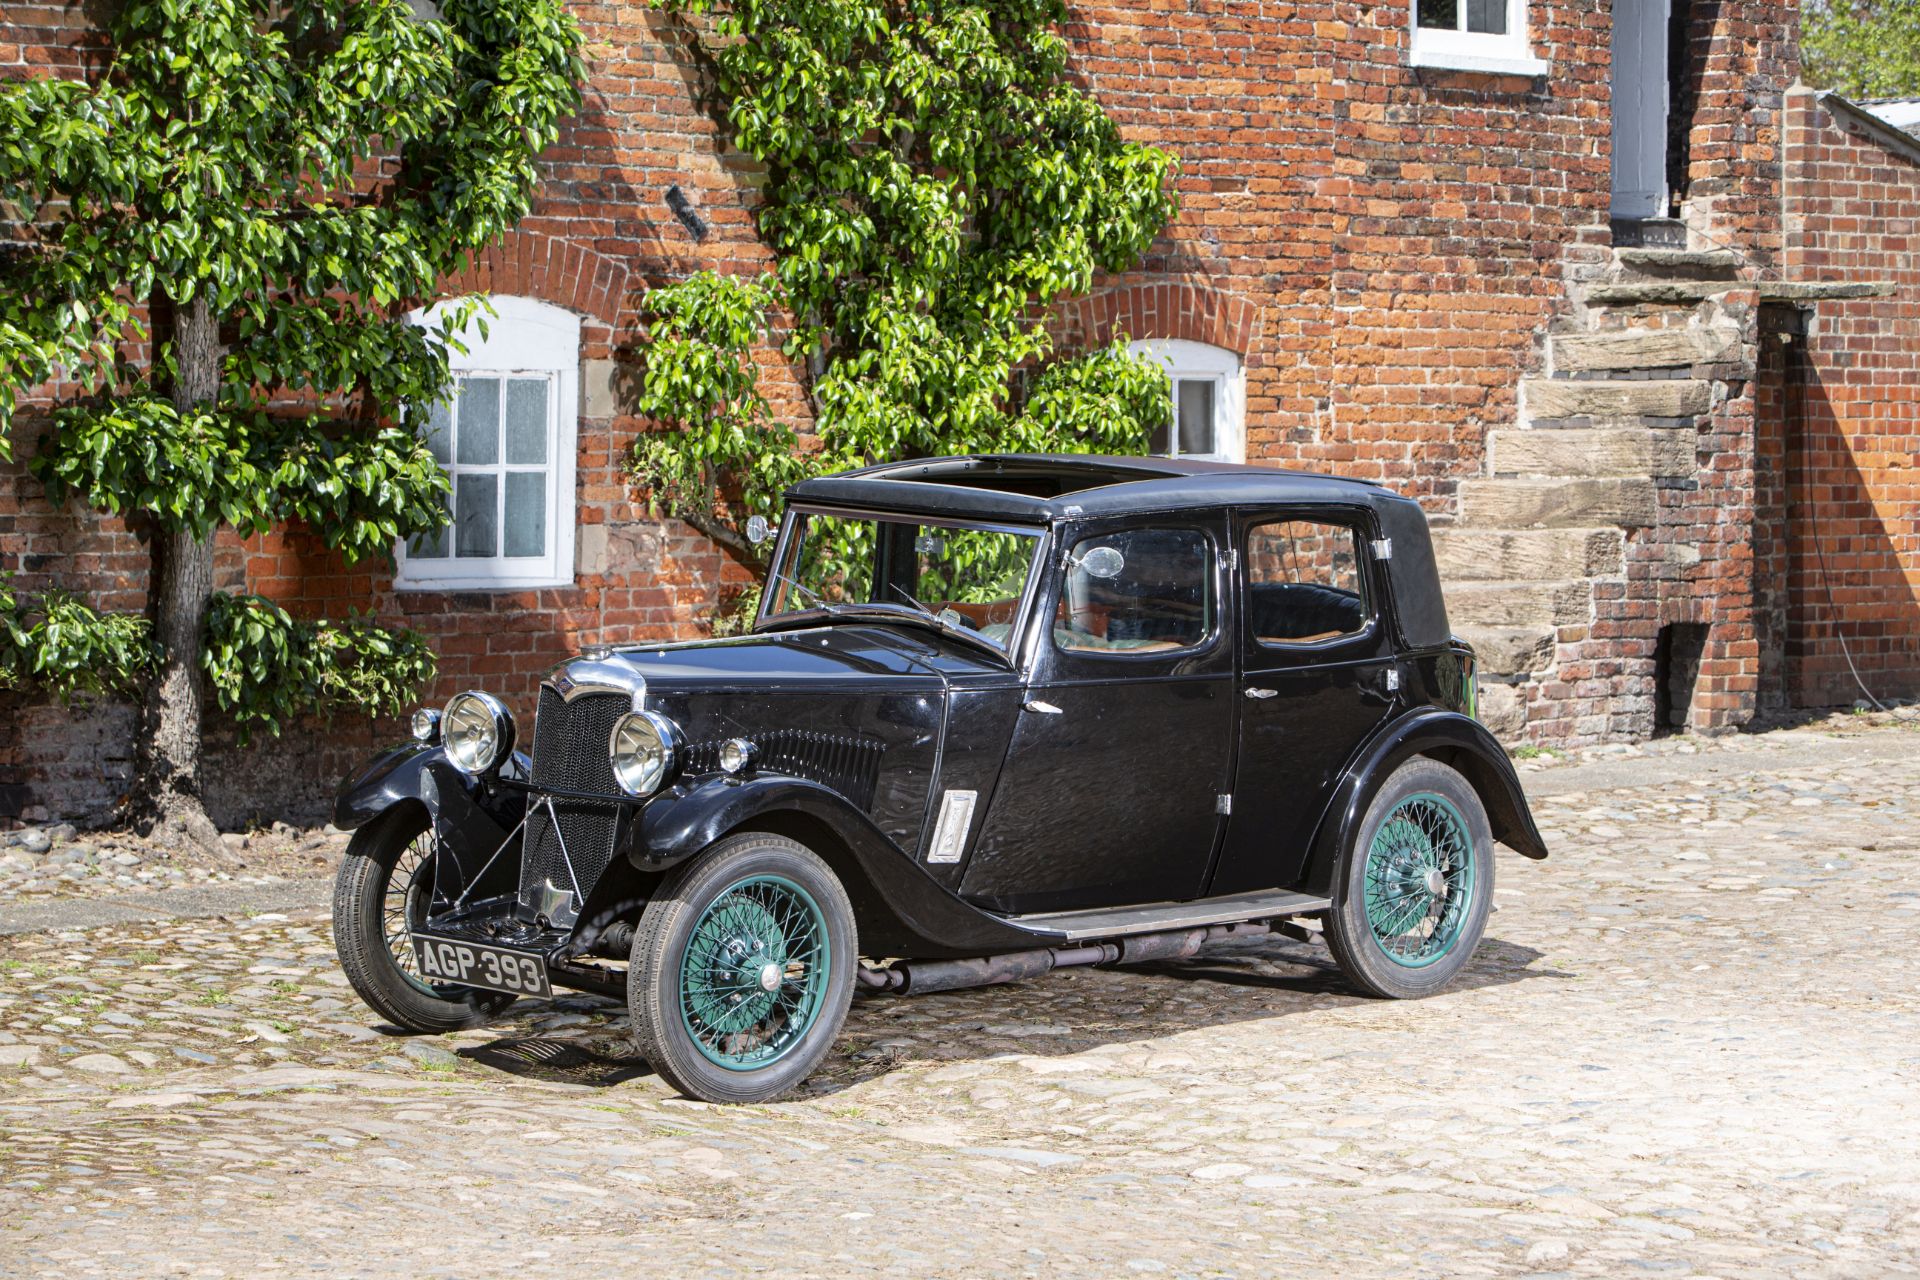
[745,514,775,546]
[1073,545,1126,580]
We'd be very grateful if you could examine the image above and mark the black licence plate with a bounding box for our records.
[413,935,552,997]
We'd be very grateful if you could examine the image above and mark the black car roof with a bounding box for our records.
[787,454,1396,523]
[786,454,1453,650]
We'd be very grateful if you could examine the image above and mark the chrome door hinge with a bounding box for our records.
[1385,667,1401,692]
[1215,794,1233,815]
[1371,538,1393,561]
[1219,548,1239,573]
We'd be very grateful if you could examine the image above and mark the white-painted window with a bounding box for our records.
[1127,339,1246,465]
[1410,0,1546,76]
[396,296,580,590]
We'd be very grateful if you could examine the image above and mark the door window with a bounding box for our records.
[1245,520,1370,645]
[1055,527,1214,654]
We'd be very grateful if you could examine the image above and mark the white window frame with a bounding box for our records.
[1127,338,1246,465]
[396,295,580,591]
[1409,0,1548,77]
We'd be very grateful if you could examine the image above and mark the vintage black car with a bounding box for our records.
[332,455,1548,1103]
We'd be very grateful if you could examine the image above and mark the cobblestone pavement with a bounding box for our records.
[3,720,1919,1278]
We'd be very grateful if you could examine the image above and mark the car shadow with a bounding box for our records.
[431,932,1562,1094]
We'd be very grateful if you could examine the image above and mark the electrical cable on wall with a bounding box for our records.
[1785,329,1890,713]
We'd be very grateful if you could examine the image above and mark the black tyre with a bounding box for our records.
[1324,757,1495,1000]
[628,832,857,1104]
[331,805,518,1032]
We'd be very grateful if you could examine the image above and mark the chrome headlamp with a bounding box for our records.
[410,707,441,744]
[609,710,682,798]
[441,691,514,775]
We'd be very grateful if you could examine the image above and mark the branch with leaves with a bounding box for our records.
[0,0,583,845]
[630,0,1178,564]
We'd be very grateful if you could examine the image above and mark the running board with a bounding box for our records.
[1001,890,1332,943]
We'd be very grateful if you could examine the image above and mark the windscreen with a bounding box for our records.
[762,510,1042,651]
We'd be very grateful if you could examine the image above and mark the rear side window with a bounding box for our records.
[1055,527,1214,655]
[1245,520,1369,644]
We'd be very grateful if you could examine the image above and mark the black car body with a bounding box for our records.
[333,455,1547,1102]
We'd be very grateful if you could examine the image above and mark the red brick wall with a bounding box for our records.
[1772,89,1920,707]
[3,0,1805,822]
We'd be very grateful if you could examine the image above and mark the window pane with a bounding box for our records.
[423,397,452,465]
[1245,520,1368,644]
[454,474,498,558]
[1176,380,1216,456]
[1148,410,1171,455]
[457,377,500,466]
[1467,0,1506,34]
[505,378,549,465]
[1055,527,1212,654]
[407,487,452,560]
[1417,0,1459,30]
[504,471,547,558]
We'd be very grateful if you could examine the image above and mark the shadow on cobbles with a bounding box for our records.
[424,933,1561,1095]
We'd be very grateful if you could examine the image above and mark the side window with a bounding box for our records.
[1245,520,1369,645]
[1055,527,1214,655]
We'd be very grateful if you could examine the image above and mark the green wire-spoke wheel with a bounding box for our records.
[332,805,519,1033]
[1363,794,1476,968]
[1326,759,1495,1000]
[678,876,832,1070]
[630,833,857,1104]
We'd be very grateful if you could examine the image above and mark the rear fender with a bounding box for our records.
[1299,711,1548,899]
[333,743,525,856]
[633,776,1039,957]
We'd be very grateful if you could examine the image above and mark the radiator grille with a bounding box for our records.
[685,729,885,810]
[519,687,627,925]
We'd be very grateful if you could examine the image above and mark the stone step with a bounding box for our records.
[1432,528,1625,581]
[1551,327,1741,372]
[1489,426,1696,478]
[1455,625,1558,678]
[1523,377,1712,421]
[1443,580,1592,629]
[1459,477,1658,529]
[1615,247,1743,278]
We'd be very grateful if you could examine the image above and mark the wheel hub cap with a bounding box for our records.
[757,961,782,992]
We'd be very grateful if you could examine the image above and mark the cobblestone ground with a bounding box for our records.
[3,719,1919,1278]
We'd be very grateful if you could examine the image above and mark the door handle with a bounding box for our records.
[1243,687,1279,700]
[1023,699,1064,715]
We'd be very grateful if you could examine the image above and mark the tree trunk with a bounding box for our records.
[125,294,223,854]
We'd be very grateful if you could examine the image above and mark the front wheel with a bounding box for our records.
[1325,757,1495,1000]
[332,806,519,1032]
[628,832,857,1104]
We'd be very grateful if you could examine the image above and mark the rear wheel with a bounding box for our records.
[1325,757,1494,1000]
[332,806,518,1033]
[628,832,856,1104]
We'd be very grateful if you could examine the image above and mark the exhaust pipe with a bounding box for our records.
[857,919,1278,996]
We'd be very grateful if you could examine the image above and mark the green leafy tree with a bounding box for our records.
[631,0,1178,561]
[1803,1,1920,98]
[0,0,582,849]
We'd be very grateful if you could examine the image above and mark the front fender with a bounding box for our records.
[1299,710,1548,898]
[333,742,524,855]
[632,775,1041,957]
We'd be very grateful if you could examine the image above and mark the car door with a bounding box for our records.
[960,515,1235,915]
[1208,508,1399,897]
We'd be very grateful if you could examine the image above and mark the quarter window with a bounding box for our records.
[1245,520,1369,645]
[1056,527,1214,655]
[1410,0,1543,74]
[397,296,580,590]
[1126,339,1246,464]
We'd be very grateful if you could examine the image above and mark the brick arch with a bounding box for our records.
[1052,280,1264,358]
[440,227,632,333]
